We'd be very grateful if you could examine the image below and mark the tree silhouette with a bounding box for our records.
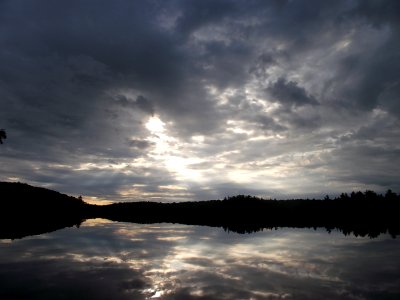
[0,129,6,144]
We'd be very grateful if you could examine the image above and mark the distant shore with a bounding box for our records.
[1,182,399,239]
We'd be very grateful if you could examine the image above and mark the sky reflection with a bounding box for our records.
[0,222,399,300]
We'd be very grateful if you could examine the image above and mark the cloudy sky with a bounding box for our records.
[1,0,399,203]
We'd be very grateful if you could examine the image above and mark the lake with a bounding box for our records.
[0,219,399,300]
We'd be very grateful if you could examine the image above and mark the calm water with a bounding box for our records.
[0,220,399,300]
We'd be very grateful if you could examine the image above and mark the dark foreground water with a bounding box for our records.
[0,220,399,300]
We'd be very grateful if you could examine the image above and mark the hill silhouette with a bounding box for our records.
[0,182,88,239]
[1,182,399,239]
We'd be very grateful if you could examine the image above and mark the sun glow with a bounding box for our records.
[145,116,165,133]
[144,115,205,183]
[164,156,203,181]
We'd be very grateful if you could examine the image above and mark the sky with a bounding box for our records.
[0,0,399,203]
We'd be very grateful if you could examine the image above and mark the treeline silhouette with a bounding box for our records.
[92,192,400,238]
[1,182,399,239]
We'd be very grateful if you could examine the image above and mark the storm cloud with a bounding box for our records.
[0,0,399,202]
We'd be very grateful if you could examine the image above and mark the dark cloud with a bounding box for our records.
[267,78,319,107]
[116,95,154,115]
[351,0,400,28]
[0,0,399,200]
[175,0,236,37]
[255,114,287,132]
[126,139,153,149]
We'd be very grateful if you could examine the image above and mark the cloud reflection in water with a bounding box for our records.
[0,221,399,300]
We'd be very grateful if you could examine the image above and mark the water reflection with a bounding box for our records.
[0,220,399,299]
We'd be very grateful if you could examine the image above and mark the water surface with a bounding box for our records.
[0,220,399,300]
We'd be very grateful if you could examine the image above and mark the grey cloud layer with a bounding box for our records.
[0,0,399,200]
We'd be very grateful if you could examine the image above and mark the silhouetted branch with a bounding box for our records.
[0,129,6,144]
